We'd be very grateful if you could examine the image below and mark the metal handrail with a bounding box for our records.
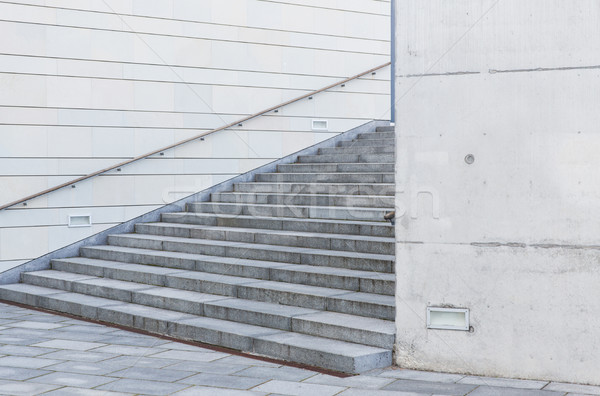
[0,62,391,211]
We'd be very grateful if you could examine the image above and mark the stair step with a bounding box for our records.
[319,146,394,155]
[338,138,395,148]
[358,132,394,140]
[30,263,395,320]
[255,172,394,183]
[78,243,394,294]
[297,153,395,164]
[276,163,394,173]
[376,126,395,132]
[104,234,395,273]
[186,202,392,222]
[0,283,391,373]
[210,192,393,209]
[160,213,394,238]
[135,223,395,255]
[16,270,394,348]
[232,182,395,196]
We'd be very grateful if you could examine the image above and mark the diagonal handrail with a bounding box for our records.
[0,62,391,211]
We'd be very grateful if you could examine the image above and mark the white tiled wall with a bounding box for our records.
[0,0,391,269]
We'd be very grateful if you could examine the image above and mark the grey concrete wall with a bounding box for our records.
[394,1,600,385]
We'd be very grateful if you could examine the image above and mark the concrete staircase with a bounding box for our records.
[0,125,396,374]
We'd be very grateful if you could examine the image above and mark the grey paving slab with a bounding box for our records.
[337,389,427,396]
[213,355,282,367]
[30,372,117,388]
[32,339,106,351]
[458,375,549,389]
[468,386,566,396]
[40,350,120,363]
[95,335,171,347]
[172,387,268,396]
[53,324,119,334]
[0,335,51,345]
[545,382,600,395]
[251,379,347,396]
[0,379,61,395]
[109,366,195,382]
[5,320,67,330]
[96,378,190,395]
[149,349,230,362]
[382,379,477,395]
[0,344,57,357]
[178,372,268,389]
[166,360,251,375]
[378,368,465,383]
[234,365,317,381]
[43,360,129,376]
[92,344,169,356]
[103,355,185,369]
[0,355,63,369]
[0,366,51,381]
[40,387,135,395]
[157,341,217,352]
[304,373,396,389]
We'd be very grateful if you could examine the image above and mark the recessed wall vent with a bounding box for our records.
[68,214,92,228]
[427,307,470,331]
[312,120,328,131]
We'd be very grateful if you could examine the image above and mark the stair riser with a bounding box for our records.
[297,154,395,164]
[233,183,395,196]
[357,132,395,140]
[187,203,391,222]
[135,224,394,255]
[376,126,395,132]
[319,146,394,155]
[255,173,395,183]
[338,139,395,148]
[210,193,394,209]
[276,163,394,173]
[107,236,394,273]
[161,213,395,238]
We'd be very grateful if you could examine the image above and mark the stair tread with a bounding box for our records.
[0,283,391,358]
[192,202,393,211]
[109,233,395,261]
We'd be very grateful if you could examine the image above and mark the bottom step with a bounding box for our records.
[0,283,392,374]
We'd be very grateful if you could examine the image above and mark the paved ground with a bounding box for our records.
[0,302,597,396]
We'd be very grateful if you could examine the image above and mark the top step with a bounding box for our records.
[376,126,394,132]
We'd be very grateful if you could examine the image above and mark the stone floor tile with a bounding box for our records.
[304,373,396,389]
[40,386,135,395]
[29,372,116,388]
[178,372,268,389]
[96,378,189,395]
[378,368,465,383]
[92,344,168,356]
[468,386,566,396]
[0,355,62,369]
[544,382,600,395]
[6,320,67,330]
[458,376,549,389]
[40,350,119,363]
[150,349,230,362]
[43,361,129,376]
[165,360,250,375]
[337,389,428,396]
[235,365,317,381]
[32,339,106,351]
[96,335,171,347]
[103,355,185,369]
[0,344,57,357]
[213,355,282,367]
[172,387,268,396]
[0,366,50,381]
[158,341,218,352]
[382,379,477,395]
[55,324,118,334]
[0,335,51,345]
[251,379,347,396]
[109,366,196,382]
[0,379,61,395]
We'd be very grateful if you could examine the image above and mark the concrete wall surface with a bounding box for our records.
[394,0,600,385]
[0,0,391,271]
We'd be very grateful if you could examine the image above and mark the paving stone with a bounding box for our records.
[5,320,67,330]
[32,339,106,351]
[304,373,396,389]
[41,387,135,395]
[458,375,549,389]
[158,341,216,352]
[96,335,171,347]
[109,366,195,382]
[252,379,347,396]
[213,355,282,367]
[55,324,118,334]
[0,379,60,395]
[0,356,62,369]
[468,386,566,396]
[382,379,477,395]
[166,360,250,375]
[40,350,119,363]
[96,378,189,395]
[0,344,57,357]
[0,366,50,381]
[544,382,600,395]
[178,372,268,389]
[43,361,129,376]
[103,355,184,369]
[150,349,230,362]
[234,365,317,381]
[30,372,116,388]
[337,389,426,396]
[92,344,168,356]
[172,387,268,396]
[0,335,51,345]
[378,368,465,383]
